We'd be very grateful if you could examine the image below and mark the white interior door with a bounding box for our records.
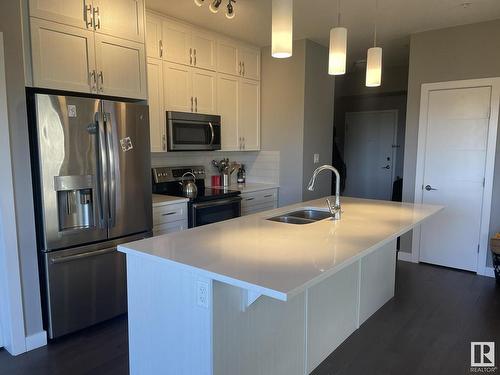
[343,111,397,200]
[419,87,491,271]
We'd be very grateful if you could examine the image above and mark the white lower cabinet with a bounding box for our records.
[241,188,278,216]
[152,201,188,236]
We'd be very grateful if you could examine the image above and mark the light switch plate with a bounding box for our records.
[197,280,209,308]
[314,154,320,164]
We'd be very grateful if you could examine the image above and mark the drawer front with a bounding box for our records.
[153,220,188,236]
[153,203,188,225]
[241,188,278,209]
[242,201,277,216]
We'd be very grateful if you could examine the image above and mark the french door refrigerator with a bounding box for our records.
[28,92,152,338]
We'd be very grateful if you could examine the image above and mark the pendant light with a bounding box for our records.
[366,0,382,87]
[328,0,347,75]
[272,0,293,58]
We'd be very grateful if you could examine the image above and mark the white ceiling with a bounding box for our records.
[146,0,500,68]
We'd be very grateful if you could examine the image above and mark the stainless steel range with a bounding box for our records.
[28,92,152,339]
[152,166,241,228]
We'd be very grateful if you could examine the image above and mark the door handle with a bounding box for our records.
[381,165,390,169]
[425,185,438,191]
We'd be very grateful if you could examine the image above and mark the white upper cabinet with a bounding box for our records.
[192,69,216,114]
[217,39,239,77]
[161,19,191,66]
[163,62,192,113]
[238,79,260,151]
[146,14,162,59]
[93,0,145,42]
[191,30,216,71]
[217,74,239,150]
[29,0,94,29]
[30,18,96,93]
[147,58,165,152]
[239,47,260,81]
[94,34,147,99]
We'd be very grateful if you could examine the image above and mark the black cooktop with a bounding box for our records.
[153,181,240,203]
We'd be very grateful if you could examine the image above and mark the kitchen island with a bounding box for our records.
[118,197,441,375]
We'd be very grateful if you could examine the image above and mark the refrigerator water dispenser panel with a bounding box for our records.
[54,175,95,231]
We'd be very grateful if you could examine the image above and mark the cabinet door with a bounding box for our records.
[217,74,239,150]
[95,34,147,99]
[162,19,190,66]
[29,0,92,29]
[192,69,216,115]
[217,39,239,76]
[147,58,165,152]
[146,13,162,59]
[93,0,145,43]
[240,47,261,81]
[191,30,216,71]
[163,62,192,112]
[238,79,260,151]
[30,18,95,93]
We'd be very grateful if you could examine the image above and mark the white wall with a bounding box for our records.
[261,40,334,206]
[402,19,500,264]
[0,0,46,346]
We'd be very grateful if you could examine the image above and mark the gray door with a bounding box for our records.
[35,94,108,251]
[102,100,152,239]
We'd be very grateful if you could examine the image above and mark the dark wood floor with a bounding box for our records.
[0,261,499,375]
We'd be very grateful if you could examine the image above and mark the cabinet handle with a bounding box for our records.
[193,49,197,66]
[161,212,177,216]
[264,194,273,198]
[98,71,104,92]
[195,97,198,112]
[89,70,97,91]
[159,40,163,58]
[93,6,101,30]
[245,197,255,201]
[162,134,166,150]
[190,48,193,65]
[84,2,93,28]
[243,61,245,76]
[191,96,194,112]
[239,61,242,75]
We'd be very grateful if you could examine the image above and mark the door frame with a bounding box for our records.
[412,78,500,276]
[344,109,399,197]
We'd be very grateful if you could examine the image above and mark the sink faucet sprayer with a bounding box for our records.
[307,165,342,220]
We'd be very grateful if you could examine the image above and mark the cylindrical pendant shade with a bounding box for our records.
[272,0,293,58]
[328,27,347,75]
[366,47,382,87]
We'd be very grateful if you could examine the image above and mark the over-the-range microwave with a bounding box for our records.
[166,111,221,151]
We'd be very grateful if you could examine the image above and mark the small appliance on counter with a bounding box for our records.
[152,166,241,228]
[166,111,221,151]
[237,164,246,184]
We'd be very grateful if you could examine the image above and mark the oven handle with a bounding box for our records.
[191,196,242,210]
[208,122,215,146]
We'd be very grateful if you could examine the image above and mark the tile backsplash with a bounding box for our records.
[151,151,280,186]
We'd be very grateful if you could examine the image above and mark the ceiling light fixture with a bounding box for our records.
[366,0,382,87]
[272,0,293,58]
[209,0,222,13]
[194,0,204,7]
[226,0,235,19]
[328,0,347,75]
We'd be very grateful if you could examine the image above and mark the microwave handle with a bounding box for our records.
[208,122,215,146]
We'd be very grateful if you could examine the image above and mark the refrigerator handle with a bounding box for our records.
[96,112,109,228]
[104,112,116,228]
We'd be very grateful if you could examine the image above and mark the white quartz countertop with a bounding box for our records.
[207,182,280,194]
[120,197,441,301]
[152,194,189,207]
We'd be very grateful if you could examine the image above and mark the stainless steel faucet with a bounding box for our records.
[307,165,342,220]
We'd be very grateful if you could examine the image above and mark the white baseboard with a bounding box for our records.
[25,330,47,351]
[397,251,414,262]
[482,267,496,278]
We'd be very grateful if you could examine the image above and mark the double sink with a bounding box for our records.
[267,209,332,225]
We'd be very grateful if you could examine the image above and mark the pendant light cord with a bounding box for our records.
[374,0,378,47]
[337,0,341,26]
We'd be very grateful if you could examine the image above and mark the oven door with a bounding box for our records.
[189,197,242,227]
[167,118,221,151]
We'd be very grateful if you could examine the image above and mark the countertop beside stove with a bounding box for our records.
[152,194,189,207]
[207,182,280,194]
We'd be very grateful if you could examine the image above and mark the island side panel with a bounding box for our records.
[126,254,213,375]
[306,261,360,373]
[213,282,306,375]
[359,239,397,325]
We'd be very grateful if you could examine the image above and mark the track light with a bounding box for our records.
[194,0,204,6]
[226,0,235,19]
[209,0,222,13]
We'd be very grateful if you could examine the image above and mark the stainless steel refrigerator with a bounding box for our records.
[28,93,152,339]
